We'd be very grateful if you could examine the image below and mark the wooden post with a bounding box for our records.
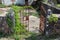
[39,4,46,34]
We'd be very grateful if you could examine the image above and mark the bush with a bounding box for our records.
[0,4,6,8]
[6,13,13,27]
[48,14,58,23]
[56,4,60,8]
[14,34,20,40]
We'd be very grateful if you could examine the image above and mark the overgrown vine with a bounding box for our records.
[12,6,27,35]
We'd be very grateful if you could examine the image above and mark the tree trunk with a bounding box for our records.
[0,0,2,4]
[40,15,45,33]
[25,0,28,6]
[11,0,15,5]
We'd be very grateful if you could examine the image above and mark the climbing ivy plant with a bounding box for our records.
[12,5,34,35]
[12,6,22,34]
[12,6,27,35]
[6,13,13,27]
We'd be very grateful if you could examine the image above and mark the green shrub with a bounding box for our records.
[0,4,6,8]
[48,14,58,23]
[6,13,13,27]
[56,4,60,8]
[14,34,20,40]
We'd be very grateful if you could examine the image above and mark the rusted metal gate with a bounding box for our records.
[20,9,29,31]
[20,9,40,33]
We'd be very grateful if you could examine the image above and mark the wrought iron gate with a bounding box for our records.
[20,9,40,33]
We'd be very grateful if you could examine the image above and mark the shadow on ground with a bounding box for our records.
[25,33,60,40]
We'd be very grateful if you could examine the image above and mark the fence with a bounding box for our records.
[20,9,40,33]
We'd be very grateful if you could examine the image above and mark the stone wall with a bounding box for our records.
[0,9,15,35]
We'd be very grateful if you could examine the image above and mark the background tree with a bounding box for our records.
[0,0,2,4]
[11,0,15,5]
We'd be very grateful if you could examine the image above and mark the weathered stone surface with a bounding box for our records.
[0,38,14,40]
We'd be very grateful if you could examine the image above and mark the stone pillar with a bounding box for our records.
[45,9,52,36]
